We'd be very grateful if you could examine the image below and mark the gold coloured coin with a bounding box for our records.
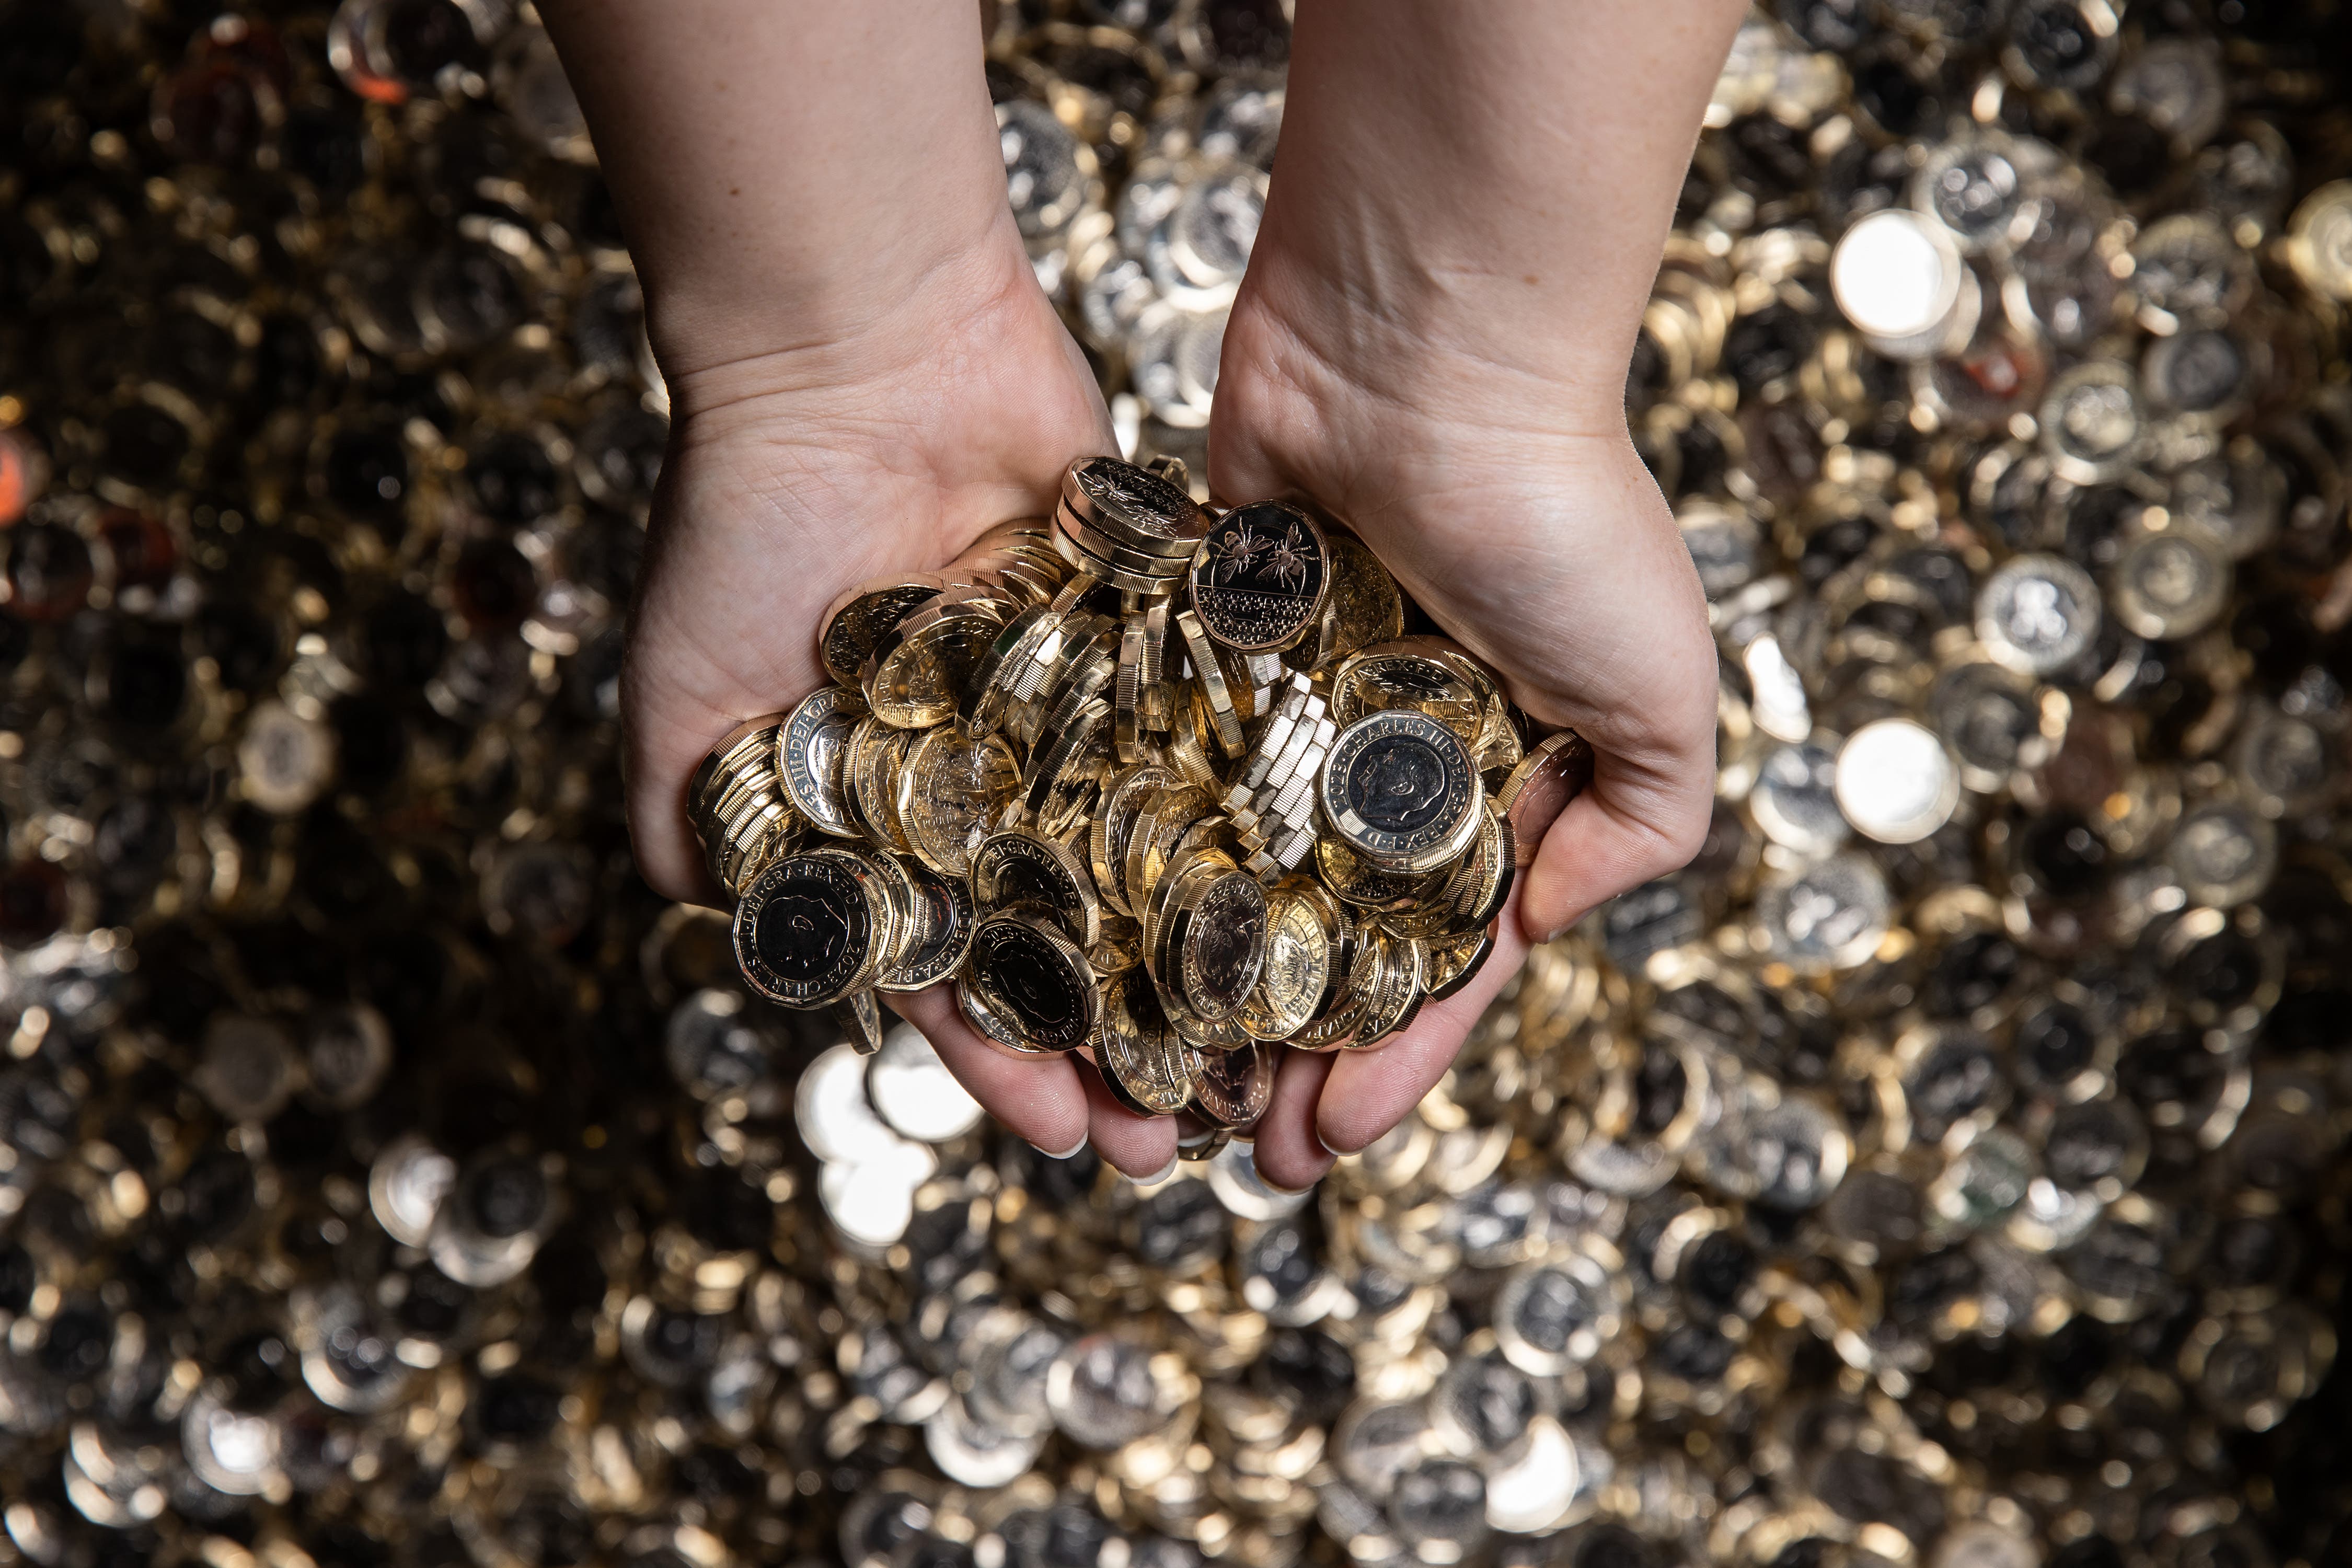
[968,913,1100,1053]
[1314,834,1454,914]
[1319,709,1484,875]
[845,718,916,855]
[1350,928,1427,1048]
[972,828,1103,948]
[818,574,944,686]
[1191,1040,1274,1129]
[1238,880,1334,1041]
[897,723,1020,879]
[1495,729,1595,868]
[1174,607,1247,757]
[690,713,785,820]
[865,594,1008,729]
[877,858,976,993]
[1301,533,1405,670]
[1419,927,1496,1002]
[732,847,890,1008]
[777,685,869,839]
[1059,455,1209,557]
[1331,640,1486,744]
[1097,967,1201,1116]
[1091,764,1175,916]
[1187,500,1331,654]
[1125,785,1219,921]
[1170,864,1269,1024]
[958,973,1052,1057]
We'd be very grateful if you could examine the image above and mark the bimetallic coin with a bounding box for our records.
[2039,361,2143,484]
[2166,801,2276,907]
[876,859,976,993]
[1186,500,1330,653]
[2109,529,2229,641]
[1495,730,1595,869]
[734,849,888,1008]
[1331,640,1485,742]
[1305,534,1407,670]
[1046,1333,1167,1449]
[1420,927,1496,1002]
[1191,1040,1272,1129]
[1098,967,1197,1116]
[968,913,1100,1052]
[1754,852,1892,974]
[818,575,944,686]
[897,723,1020,879]
[1060,455,1208,556]
[2284,179,2352,302]
[1834,718,1960,845]
[865,594,1007,730]
[778,685,868,839]
[972,829,1102,949]
[1238,882,1333,1040]
[1173,866,1269,1023]
[1977,554,2102,676]
[1091,764,1175,916]
[1320,710,1483,875]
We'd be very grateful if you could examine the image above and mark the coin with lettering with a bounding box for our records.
[1174,865,1269,1023]
[877,858,976,993]
[1191,1040,1274,1129]
[1098,968,1200,1117]
[1419,927,1496,1002]
[898,723,1020,879]
[1238,881,1334,1041]
[1320,710,1483,875]
[972,828,1102,948]
[818,574,945,686]
[1062,455,1209,556]
[777,685,869,839]
[968,913,1100,1052]
[733,848,887,1008]
[1187,500,1330,653]
[1331,641,1486,743]
[865,594,1008,729]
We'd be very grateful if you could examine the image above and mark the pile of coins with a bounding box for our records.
[687,455,1589,1130]
[5,2,2352,1568]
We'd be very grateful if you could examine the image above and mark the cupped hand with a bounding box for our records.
[1208,261,1722,1192]
[625,236,1185,1175]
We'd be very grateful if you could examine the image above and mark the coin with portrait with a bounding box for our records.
[1238,881,1334,1041]
[819,574,944,686]
[969,913,1100,1052]
[1174,866,1269,1023]
[898,722,1020,879]
[733,848,885,1008]
[1320,710,1482,874]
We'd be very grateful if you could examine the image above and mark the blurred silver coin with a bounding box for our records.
[1749,739,1848,855]
[1754,852,1891,973]
[1977,554,2101,676]
[866,1023,984,1144]
[1834,718,1959,844]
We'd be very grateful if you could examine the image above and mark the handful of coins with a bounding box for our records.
[688,455,1592,1133]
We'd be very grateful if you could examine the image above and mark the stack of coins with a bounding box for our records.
[690,455,1595,1133]
[9,0,2352,1565]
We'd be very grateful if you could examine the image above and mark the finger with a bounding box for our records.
[1316,907,1533,1156]
[1517,745,1712,944]
[1252,1047,1336,1192]
[1076,1057,1180,1179]
[884,986,1091,1156]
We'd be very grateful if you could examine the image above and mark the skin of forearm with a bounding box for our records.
[1249,0,1750,431]
[537,0,1018,387]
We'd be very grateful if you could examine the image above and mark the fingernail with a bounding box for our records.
[1126,1155,1177,1186]
[1312,1124,1345,1159]
[1261,1170,1323,1196]
[1035,1136,1088,1160]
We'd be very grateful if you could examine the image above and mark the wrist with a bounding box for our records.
[1226,233,1641,448]
[643,207,1041,419]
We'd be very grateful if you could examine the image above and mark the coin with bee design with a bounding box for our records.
[1187,500,1330,653]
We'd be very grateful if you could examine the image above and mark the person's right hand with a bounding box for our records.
[624,228,1194,1176]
